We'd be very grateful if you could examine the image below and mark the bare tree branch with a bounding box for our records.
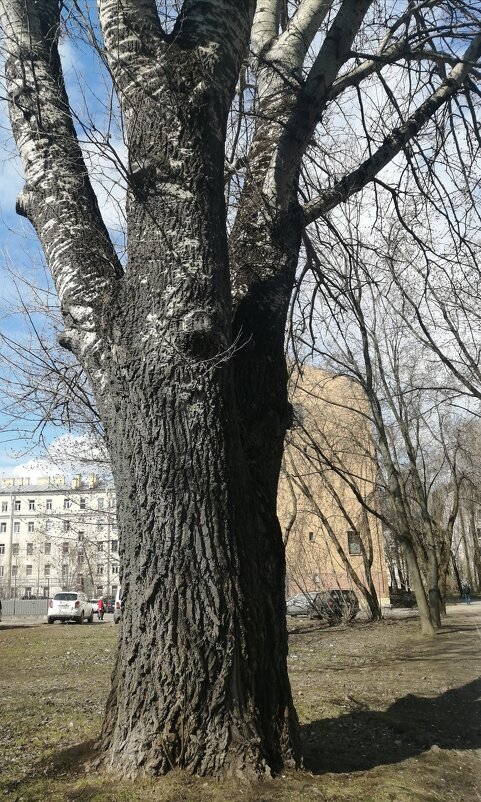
[303,32,481,224]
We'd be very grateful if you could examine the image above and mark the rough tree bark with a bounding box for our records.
[1,0,481,780]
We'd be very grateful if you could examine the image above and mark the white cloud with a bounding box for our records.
[0,433,111,484]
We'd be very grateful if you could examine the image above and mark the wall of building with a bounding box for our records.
[279,368,390,607]
[0,474,119,599]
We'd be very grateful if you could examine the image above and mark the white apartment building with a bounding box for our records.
[0,473,119,600]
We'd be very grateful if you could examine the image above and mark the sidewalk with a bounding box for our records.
[0,615,47,628]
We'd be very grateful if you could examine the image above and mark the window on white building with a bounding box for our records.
[44,564,50,577]
[44,542,51,555]
[0,543,5,555]
[1,501,7,512]
[26,564,33,576]
[64,520,70,532]
[62,564,68,578]
[46,520,52,532]
[0,566,4,577]
[11,566,17,576]
[28,499,35,511]
[112,562,119,573]
[79,498,86,510]
[62,542,69,556]
[13,521,20,533]
[97,564,104,576]
[12,543,19,556]
[111,540,118,552]
[26,543,33,555]
[98,498,105,509]
[46,499,52,510]
[0,522,6,533]
[14,500,20,511]
[97,541,104,551]
[63,498,71,510]
[28,521,35,533]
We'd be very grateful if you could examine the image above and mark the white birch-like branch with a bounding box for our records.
[98,0,165,108]
[0,0,122,363]
[269,0,335,73]
[302,32,481,224]
[251,0,280,55]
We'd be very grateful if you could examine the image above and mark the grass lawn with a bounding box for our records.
[0,605,480,801]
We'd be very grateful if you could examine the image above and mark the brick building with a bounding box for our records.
[279,368,390,608]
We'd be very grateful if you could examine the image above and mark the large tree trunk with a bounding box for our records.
[92,87,300,775]
[97,364,299,776]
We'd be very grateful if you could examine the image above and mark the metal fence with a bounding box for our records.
[1,598,49,617]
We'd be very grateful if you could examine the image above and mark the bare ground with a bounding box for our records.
[0,603,480,802]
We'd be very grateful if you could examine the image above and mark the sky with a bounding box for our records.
[0,12,125,480]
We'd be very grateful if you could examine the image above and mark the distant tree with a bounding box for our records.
[291,234,474,633]
[1,0,481,778]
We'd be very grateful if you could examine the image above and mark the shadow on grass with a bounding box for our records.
[302,678,481,773]
[0,738,107,802]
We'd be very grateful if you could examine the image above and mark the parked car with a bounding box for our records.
[47,592,93,624]
[89,599,99,614]
[113,586,122,624]
[389,590,417,608]
[286,590,359,623]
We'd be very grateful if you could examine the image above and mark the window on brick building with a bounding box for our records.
[347,530,362,555]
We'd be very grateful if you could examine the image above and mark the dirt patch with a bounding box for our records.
[0,606,480,801]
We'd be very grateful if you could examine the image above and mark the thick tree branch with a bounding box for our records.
[0,0,122,363]
[256,0,371,209]
[172,0,256,89]
[251,0,280,54]
[98,0,165,111]
[303,0,372,100]
[303,32,481,224]
[269,0,335,73]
